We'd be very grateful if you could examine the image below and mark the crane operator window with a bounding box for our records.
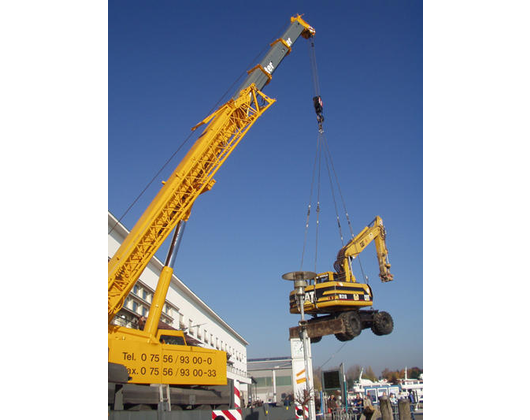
[160,335,186,345]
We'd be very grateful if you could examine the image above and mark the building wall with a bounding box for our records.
[108,212,250,385]
[247,357,294,405]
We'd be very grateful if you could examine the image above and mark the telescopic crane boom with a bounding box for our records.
[108,15,314,324]
[109,15,315,386]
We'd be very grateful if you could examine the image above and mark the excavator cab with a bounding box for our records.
[288,271,374,315]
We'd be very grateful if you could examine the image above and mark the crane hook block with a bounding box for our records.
[313,96,324,124]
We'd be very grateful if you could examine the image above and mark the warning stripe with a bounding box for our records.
[296,368,306,384]
[212,409,242,420]
[233,381,240,408]
[294,404,309,419]
[295,404,303,419]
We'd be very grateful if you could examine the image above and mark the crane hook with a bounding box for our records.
[313,95,324,132]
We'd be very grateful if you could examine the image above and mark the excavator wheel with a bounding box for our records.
[310,336,322,344]
[371,311,394,336]
[334,311,362,341]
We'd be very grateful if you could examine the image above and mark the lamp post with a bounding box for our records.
[283,271,317,420]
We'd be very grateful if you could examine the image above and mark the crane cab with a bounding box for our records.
[157,329,187,345]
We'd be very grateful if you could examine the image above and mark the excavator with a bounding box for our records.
[288,216,395,342]
[108,15,316,387]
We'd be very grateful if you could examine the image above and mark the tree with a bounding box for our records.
[364,366,377,382]
[388,371,400,385]
[295,387,313,411]
[381,367,423,383]
[312,367,322,391]
[381,368,391,380]
[346,365,362,388]
[408,367,422,379]
[383,369,400,383]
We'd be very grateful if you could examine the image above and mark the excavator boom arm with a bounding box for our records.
[334,216,394,283]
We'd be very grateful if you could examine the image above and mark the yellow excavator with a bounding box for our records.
[288,216,394,342]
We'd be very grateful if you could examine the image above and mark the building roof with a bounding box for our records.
[247,357,292,371]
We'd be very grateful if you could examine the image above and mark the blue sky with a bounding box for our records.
[109,1,422,376]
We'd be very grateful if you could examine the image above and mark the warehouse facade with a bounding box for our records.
[247,357,293,405]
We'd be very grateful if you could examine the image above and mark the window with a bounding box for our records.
[160,335,186,346]
[133,285,139,294]
[179,314,184,328]
[255,377,272,388]
[204,330,208,343]
[143,289,148,300]
[276,376,292,386]
[132,301,138,312]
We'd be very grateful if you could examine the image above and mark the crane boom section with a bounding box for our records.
[234,15,315,96]
[334,216,394,283]
[108,16,315,324]
[108,86,275,322]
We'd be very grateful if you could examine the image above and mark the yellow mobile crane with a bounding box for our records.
[288,216,394,342]
[108,16,315,387]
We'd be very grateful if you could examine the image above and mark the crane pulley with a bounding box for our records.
[313,95,324,127]
[309,38,325,132]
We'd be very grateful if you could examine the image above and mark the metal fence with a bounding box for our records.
[108,404,422,420]
[319,404,420,420]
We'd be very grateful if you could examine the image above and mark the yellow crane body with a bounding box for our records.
[109,327,227,385]
[108,15,315,386]
[108,87,274,385]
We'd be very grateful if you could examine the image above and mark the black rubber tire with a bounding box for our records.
[334,311,362,342]
[310,336,322,343]
[334,332,352,341]
[371,311,394,336]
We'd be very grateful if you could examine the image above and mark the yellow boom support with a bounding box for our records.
[108,86,274,323]
[108,86,275,385]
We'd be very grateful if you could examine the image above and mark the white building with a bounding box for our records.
[108,211,250,390]
[247,357,293,405]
